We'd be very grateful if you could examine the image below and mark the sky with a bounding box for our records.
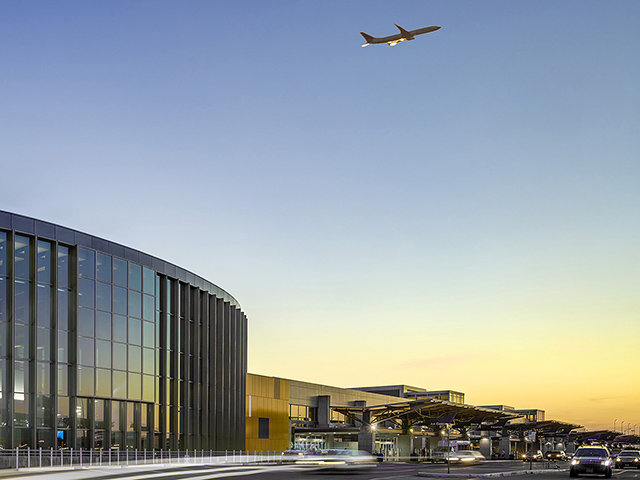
[2,1,639,433]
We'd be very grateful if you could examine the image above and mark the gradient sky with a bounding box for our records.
[2,1,639,432]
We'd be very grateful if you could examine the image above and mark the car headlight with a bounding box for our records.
[603,460,611,466]
[572,460,579,465]
[616,458,621,462]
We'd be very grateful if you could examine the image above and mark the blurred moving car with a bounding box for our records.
[431,447,456,463]
[570,446,612,478]
[614,450,640,469]
[546,450,567,461]
[523,450,544,461]
[448,451,486,465]
[291,449,377,470]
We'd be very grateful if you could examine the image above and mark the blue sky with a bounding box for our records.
[2,1,639,430]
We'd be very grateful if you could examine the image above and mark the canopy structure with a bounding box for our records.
[503,419,583,437]
[331,397,519,432]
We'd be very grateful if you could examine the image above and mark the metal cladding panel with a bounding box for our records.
[12,215,35,234]
[91,236,110,253]
[35,220,56,239]
[55,225,75,244]
[124,247,139,263]
[108,242,125,258]
[75,231,92,248]
[0,211,11,228]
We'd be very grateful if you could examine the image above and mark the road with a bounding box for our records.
[3,461,640,480]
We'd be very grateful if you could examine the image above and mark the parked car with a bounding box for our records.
[570,446,612,478]
[523,450,544,461]
[448,451,486,465]
[546,450,567,461]
[615,450,640,469]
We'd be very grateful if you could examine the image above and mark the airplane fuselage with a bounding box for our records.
[360,24,441,47]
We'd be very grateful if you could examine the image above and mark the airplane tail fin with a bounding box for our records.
[360,32,374,46]
[394,23,413,38]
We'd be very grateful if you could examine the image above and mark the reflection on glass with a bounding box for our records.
[143,375,155,402]
[37,284,52,327]
[113,371,127,399]
[57,365,68,396]
[96,281,111,311]
[96,340,111,369]
[57,288,69,330]
[14,360,28,392]
[15,323,30,359]
[113,314,127,343]
[96,253,112,283]
[37,241,52,284]
[77,307,95,337]
[113,343,127,371]
[14,235,30,279]
[78,277,95,308]
[0,323,7,357]
[96,311,111,340]
[0,231,6,276]
[57,331,68,363]
[36,327,50,361]
[142,322,155,349]
[128,373,142,401]
[96,368,111,397]
[78,248,95,279]
[77,366,95,396]
[57,395,69,428]
[14,280,30,325]
[77,397,89,428]
[14,394,30,426]
[143,347,155,375]
[129,290,142,319]
[0,277,6,322]
[143,267,155,295]
[143,294,155,321]
[129,263,142,292]
[128,317,141,345]
[94,399,105,429]
[113,286,127,315]
[77,336,95,367]
[128,345,142,373]
[36,362,50,395]
[57,246,69,288]
[36,395,52,427]
[113,258,127,287]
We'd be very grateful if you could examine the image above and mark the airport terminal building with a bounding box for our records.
[0,211,247,451]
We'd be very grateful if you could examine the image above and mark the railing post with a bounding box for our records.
[70,448,73,467]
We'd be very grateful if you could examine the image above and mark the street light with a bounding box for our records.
[622,421,625,434]
[614,419,618,432]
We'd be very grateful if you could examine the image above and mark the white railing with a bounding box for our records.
[3,448,282,470]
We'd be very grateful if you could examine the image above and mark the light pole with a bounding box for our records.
[614,419,618,432]
[621,421,625,434]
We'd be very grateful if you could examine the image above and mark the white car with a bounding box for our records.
[448,450,486,465]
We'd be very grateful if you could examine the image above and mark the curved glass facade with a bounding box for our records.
[0,211,247,451]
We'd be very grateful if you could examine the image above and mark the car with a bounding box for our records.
[615,450,640,469]
[570,446,612,478]
[523,450,544,461]
[291,449,377,470]
[431,447,455,463]
[546,450,567,461]
[448,450,486,465]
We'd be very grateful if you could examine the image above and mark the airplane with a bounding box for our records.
[360,24,441,47]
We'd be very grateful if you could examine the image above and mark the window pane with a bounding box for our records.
[57,246,69,288]
[142,321,154,348]
[128,345,141,373]
[37,395,52,427]
[14,280,30,325]
[128,290,141,319]
[57,288,69,330]
[57,395,69,428]
[113,371,127,399]
[96,340,111,369]
[128,373,141,401]
[57,366,68,396]
[128,263,142,291]
[0,277,6,322]
[143,294,155,321]
[77,366,95,396]
[128,317,141,345]
[96,311,111,340]
[37,284,52,327]
[96,253,112,283]
[14,324,29,359]
[78,248,95,279]
[142,375,155,402]
[14,395,30,427]
[77,336,95,366]
[113,286,127,315]
[37,241,52,284]
[96,368,111,397]
[36,362,51,394]
[36,327,51,361]
[143,267,155,295]
[113,258,127,287]
[14,235,30,279]
[57,331,68,363]
[77,307,94,337]
[0,323,7,357]
[94,399,105,428]
[0,231,6,276]
[96,281,111,312]
[78,277,95,308]
[143,348,155,375]
[112,314,127,343]
[113,342,127,371]
[14,360,29,392]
